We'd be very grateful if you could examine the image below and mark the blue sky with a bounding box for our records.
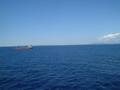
[0,0,120,46]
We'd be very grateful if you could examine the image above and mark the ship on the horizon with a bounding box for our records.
[16,45,32,50]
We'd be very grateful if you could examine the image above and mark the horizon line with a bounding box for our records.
[0,43,120,48]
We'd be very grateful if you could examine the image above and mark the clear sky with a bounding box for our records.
[0,0,120,46]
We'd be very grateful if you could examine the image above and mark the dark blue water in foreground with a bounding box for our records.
[0,45,120,90]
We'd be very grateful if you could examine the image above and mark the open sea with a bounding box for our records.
[0,45,120,90]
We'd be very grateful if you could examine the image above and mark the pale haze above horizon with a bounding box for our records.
[0,0,120,46]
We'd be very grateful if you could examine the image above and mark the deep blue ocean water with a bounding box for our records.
[0,45,120,90]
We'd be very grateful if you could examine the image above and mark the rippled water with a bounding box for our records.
[0,45,120,90]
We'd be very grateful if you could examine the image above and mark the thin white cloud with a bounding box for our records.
[99,33,120,43]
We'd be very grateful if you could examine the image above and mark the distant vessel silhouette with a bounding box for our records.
[16,45,32,50]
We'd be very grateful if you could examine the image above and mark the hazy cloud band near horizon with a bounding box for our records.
[99,33,120,43]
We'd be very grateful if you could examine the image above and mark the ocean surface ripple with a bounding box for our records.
[0,45,120,90]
